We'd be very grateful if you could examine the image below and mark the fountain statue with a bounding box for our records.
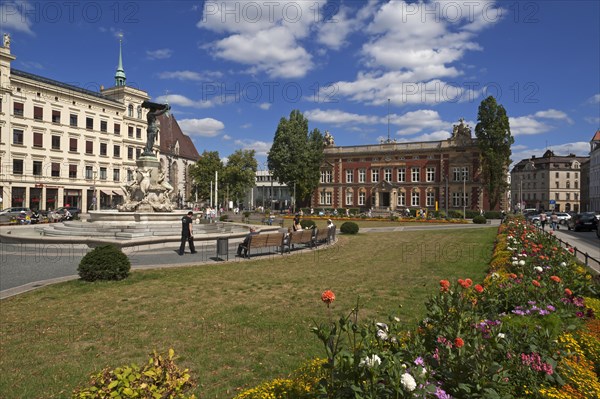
[117,101,176,212]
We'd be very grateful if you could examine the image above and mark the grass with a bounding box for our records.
[0,227,497,398]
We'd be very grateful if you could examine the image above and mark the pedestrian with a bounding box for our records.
[178,211,196,255]
[237,227,258,258]
[550,211,558,231]
[293,214,301,231]
[539,212,547,230]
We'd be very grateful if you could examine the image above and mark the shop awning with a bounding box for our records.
[112,189,125,197]
[100,189,113,196]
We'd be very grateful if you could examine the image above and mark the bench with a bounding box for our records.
[241,232,285,257]
[313,226,335,246]
[284,229,315,253]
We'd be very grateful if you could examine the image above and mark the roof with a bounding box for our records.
[592,129,600,141]
[158,114,200,161]
[11,69,122,105]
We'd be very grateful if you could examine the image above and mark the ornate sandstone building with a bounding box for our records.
[312,120,505,213]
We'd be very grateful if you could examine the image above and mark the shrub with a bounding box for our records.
[472,215,487,224]
[77,244,131,282]
[300,219,316,229]
[219,214,229,221]
[73,349,196,398]
[448,210,464,219]
[340,221,359,234]
[243,211,251,218]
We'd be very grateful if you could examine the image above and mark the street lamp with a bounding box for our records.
[463,173,466,219]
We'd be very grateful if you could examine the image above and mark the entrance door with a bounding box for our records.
[380,192,390,207]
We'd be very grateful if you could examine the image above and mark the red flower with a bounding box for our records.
[474,284,484,293]
[564,288,573,297]
[568,247,574,253]
[532,280,541,287]
[321,290,335,305]
[550,275,561,283]
[465,278,473,288]
[454,337,465,348]
[439,280,450,292]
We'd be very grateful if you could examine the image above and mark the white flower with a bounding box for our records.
[497,333,506,339]
[512,261,518,266]
[534,266,543,272]
[376,322,388,331]
[376,329,388,341]
[491,272,500,279]
[519,260,526,266]
[560,262,566,267]
[393,317,400,322]
[512,257,518,261]
[360,354,381,369]
[400,372,417,391]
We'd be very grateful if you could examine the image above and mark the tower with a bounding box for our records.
[114,36,126,87]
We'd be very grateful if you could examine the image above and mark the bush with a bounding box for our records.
[77,244,131,282]
[300,219,316,229]
[73,349,196,398]
[472,215,487,224]
[219,214,229,221]
[448,210,464,219]
[340,221,359,234]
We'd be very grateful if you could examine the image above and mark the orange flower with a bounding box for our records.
[474,284,484,293]
[465,278,473,287]
[440,280,450,292]
[550,275,561,283]
[564,288,572,296]
[532,280,541,287]
[454,337,465,348]
[321,290,335,305]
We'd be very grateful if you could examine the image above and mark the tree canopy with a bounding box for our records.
[267,110,324,208]
[189,150,223,202]
[475,96,514,210]
[222,149,257,207]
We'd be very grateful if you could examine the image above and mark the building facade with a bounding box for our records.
[0,35,199,212]
[248,170,292,211]
[510,150,589,213]
[313,120,504,213]
[588,130,600,212]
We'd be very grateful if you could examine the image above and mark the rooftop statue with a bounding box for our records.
[141,101,171,156]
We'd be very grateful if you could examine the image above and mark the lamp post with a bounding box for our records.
[92,170,98,211]
[463,172,466,219]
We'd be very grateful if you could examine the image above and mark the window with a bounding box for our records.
[575,181,578,189]
[99,167,107,180]
[566,172,570,178]
[319,191,332,205]
[100,143,107,156]
[100,120,107,132]
[555,181,559,189]
[461,167,469,181]
[411,190,420,206]
[33,132,43,147]
[85,166,93,179]
[13,129,24,145]
[136,127,141,139]
[70,114,78,127]
[51,135,60,150]
[371,169,379,183]
[33,160,42,176]
[86,117,93,130]
[33,106,43,120]
[555,172,559,178]
[137,106,142,119]
[13,102,24,116]
[113,145,121,158]
[426,191,435,207]
[346,169,353,183]
[411,167,420,182]
[566,193,570,200]
[358,191,366,205]
[69,164,77,179]
[320,170,332,183]
[397,168,406,182]
[69,138,78,152]
[128,126,133,138]
[358,169,366,183]
[113,168,120,182]
[397,192,405,206]
[51,162,60,177]
[52,110,61,123]
[426,167,435,182]
[452,192,469,207]
[127,169,133,181]
[127,147,133,160]
[566,181,570,189]
[453,167,461,181]
[345,189,353,205]
[13,159,23,175]
[85,140,93,154]
[114,123,121,135]
[135,148,141,159]
[555,193,559,200]
[128,104,133,117]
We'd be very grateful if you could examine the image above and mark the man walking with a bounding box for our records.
[179,211,196,255]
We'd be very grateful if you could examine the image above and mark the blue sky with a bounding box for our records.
[2,0,599,166]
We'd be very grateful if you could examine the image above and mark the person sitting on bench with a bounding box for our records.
[237,227,258,257]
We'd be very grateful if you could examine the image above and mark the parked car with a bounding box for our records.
[54,207,81,220]
[0,207,32,217]
[567,212,598,232]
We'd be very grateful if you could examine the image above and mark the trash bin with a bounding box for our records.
[216,237,229,261]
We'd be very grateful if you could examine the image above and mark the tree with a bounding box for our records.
[222,149,257,207]
[189,150,223,202]
[475,96,514,210]
[267,110,324,208]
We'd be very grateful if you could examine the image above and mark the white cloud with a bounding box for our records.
[402,130,452,142]
[154,94,214,109]
[222,134,232,140]
[1,1,34,35]
[509,116,550,136]
[146,48,173,60]
[259,103,271,110]
[233,139,271,156]
[584,116,600,125]
[511,142,591,165]
[158,70,223,81]
[587,94,600,104]
[534,109,573,124]
[304,108,379,125]
[240,123,252,129]
[178,118,225,137]
[316,1,378,50]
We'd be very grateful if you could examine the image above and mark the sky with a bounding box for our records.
[2,0,599,167]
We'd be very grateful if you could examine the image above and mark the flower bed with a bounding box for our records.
[235,218,599,398]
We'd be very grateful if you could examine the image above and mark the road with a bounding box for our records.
[1,222,597,299]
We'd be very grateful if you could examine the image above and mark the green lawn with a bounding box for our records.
[0,227,497,398]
